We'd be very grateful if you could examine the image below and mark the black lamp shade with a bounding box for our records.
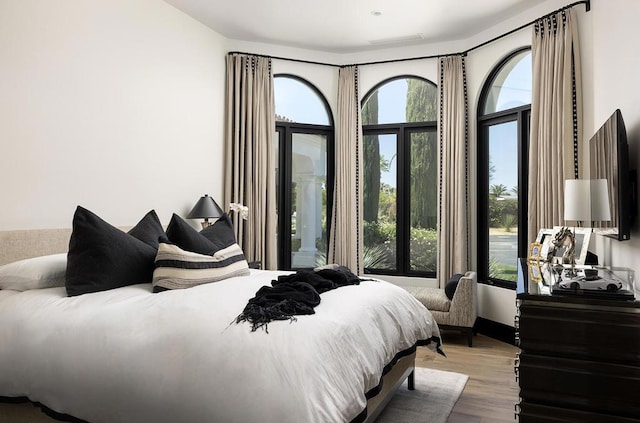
[187,195,224,220]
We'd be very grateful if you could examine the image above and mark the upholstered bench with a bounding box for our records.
[403,271,478,347]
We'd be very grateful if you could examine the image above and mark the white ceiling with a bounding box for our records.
[163,0,543,53]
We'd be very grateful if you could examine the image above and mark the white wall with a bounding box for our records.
[0,0,227,229]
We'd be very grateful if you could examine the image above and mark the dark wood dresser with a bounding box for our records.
[515,259,640,422]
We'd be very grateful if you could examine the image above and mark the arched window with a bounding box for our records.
[477,48,532,287]
[361,76,438,277]
[274,75,333,270]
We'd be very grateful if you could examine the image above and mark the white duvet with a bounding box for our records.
[0,270,440,423]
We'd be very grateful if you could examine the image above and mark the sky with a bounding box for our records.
[274,78,329,125]
[489,121,518,193]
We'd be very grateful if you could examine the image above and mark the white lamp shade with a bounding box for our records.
[564,179,611,224]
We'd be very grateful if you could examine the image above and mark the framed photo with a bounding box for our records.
[536,228,555,261]
[536,228,554,243]
[547,226,592,265]
[529,263,542,282]
[528,242,543,261]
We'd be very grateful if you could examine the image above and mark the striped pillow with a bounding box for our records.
[152,242,250,291]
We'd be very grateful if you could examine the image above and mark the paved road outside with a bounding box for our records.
[489,232,518,267]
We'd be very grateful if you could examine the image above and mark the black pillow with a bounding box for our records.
[200,213,237,251]
[444,273,465,300]
[65,206,159,296]
[165,213,217,255]
[127,209,166,249]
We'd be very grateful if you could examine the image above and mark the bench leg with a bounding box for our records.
[407,370,415,390]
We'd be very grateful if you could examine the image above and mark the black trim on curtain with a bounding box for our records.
[461,57,470,269]
[354,67,362,272]
[532,10,580,179]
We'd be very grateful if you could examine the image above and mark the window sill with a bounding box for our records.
[479,278,516,290]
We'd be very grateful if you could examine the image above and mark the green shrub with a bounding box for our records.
[489,198,518,228]
[409,227,437,272]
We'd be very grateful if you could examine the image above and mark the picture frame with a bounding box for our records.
[546,226,592,265]
[536,228,555,261]
[529,263,542,282]
[528,242,543,262]
[536,228,554,243]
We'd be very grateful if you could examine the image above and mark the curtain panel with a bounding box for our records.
[224,54,277,269]
[437,55,470,288]
[328,66,364,274]
[528,8,582,245]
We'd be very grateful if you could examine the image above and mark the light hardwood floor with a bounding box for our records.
[417,331,519,423]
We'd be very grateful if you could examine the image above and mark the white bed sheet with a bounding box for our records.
[0,270,440,423]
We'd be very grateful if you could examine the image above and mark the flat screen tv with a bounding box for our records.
[589,109,636,241]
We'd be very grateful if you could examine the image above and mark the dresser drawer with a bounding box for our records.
[518,353,640,418]
[518,402,640,423]
[518,302,640,363]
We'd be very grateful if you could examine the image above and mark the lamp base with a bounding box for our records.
[201,221,212,229]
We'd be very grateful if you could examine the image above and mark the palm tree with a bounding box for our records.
[490,184,508,198]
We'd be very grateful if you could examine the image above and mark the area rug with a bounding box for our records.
[375,367,469,423]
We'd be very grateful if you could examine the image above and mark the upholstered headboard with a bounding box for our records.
[0,229,72,266]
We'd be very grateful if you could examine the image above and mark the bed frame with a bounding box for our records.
[0,228,416,423]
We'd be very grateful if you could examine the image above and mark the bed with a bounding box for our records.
[0,225,442,423]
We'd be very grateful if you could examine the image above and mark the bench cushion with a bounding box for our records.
[402,286,451,312]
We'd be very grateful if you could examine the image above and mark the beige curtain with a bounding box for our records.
[224,54,277,269]
[528,8,582,244]
[328,66,364,274]
[437,55,469,288]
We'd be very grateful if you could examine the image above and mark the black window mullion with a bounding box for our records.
[396,126,408,273]
[477,123,490,283]
[517,109,530,259]
[281,125,293,270]
[360,76,438,278]
[477,108,531,287]
[363,123,436,278]
[276,123,333,270]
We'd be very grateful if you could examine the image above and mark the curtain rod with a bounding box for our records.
[228,0,590,68]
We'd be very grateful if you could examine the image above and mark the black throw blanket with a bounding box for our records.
[235,266,364,332]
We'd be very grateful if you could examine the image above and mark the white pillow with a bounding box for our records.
[0,253,67,291]
[152,242,249,291]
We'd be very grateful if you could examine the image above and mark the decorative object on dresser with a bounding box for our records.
[546,178,610,278]
[515,259,640,422]
[403,271,478,347]
[545,226,591,267]
[186,194,224,228]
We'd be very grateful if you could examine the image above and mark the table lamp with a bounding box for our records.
[187,194,224,228]
[564,179,611,227]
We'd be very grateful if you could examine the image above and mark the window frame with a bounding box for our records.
[361,75,438,278]
[477,47,531,289]
[274,74,334,270]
